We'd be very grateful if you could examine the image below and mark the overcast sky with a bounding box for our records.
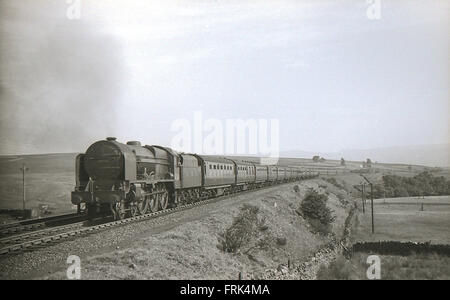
[0,0,448,155]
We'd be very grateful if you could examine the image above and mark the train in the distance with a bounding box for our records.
[71,137,318,220]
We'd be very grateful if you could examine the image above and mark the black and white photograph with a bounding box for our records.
[0,0,449,284]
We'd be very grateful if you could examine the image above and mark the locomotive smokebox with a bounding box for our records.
[85,141,124,180]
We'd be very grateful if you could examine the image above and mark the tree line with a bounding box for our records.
[372,171,450,198]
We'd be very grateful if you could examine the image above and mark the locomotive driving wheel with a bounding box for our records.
[130,201,139,217]
[133,194,148,216]
[126,190,140,217]
[114,201,127,220]
[159,186,169,210]
[138,196,149,215]
[148,193,159,213]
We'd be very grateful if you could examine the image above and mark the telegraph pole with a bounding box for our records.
[361,183,365,214]
[361,175,375,234]
[20,163,29,212]
[370,182,374,234]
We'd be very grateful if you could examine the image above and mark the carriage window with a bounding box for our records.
[221,165,223,170]
[209,165,212,169]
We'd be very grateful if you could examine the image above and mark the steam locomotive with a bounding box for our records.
[71,137,317,220]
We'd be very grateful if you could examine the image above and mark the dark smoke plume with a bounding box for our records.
[0,1,124,154]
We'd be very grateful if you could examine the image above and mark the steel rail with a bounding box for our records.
[0,213,85,238]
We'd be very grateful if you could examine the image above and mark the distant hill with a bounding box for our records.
[281,144,450,168]
[0,153,78,175]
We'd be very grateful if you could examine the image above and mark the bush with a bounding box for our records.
[299,190,335,235]
[218,204,264,253]
[337,192,348,206]
[325,177,344,190]
[317,257,358,280]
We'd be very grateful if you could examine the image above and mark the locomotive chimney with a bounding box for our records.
[106,137,117,141]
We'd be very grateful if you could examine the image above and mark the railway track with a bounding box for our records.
[0,212,86,239]
[0,179,313,256]
[0,221,86,248]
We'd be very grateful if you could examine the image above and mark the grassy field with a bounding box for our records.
[0,153,77,215]
[317,195,450,280]
[354,196,450,244]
